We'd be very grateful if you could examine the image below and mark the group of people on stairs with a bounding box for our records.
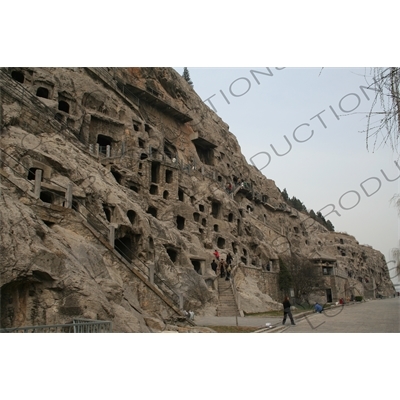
[211,250,233,281]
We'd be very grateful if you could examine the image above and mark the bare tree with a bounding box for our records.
[364,67,400,154]
[279,253,323,303]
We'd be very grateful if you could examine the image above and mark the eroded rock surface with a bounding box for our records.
[0,67,394,332]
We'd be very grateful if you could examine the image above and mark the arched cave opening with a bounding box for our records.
[217,237,225,249]
[147,207,157,218]
[111,169,122,184]
[176,216,185,230]
[11,71,24,83]
[36,87,49,99]
[127,210,136,224]
[11,71,25,83]
[58,100,70,113]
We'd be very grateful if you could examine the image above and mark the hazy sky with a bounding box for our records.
[175,67,400,285]
[3,1,397,390]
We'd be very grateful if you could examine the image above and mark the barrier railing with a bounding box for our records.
[230,263,244,318]
[85,67,140,106]
[0,319,112,333]
[0,69,79,140]
[0,149,183,314]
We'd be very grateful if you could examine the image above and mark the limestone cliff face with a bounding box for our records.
[0,67,394,331]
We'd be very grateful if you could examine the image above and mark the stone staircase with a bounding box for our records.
[217,278,239,316]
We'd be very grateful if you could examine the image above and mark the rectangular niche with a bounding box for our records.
[211,201,221,218]
[192,137,217,166]
[150,184,158,195]
[165,169,173,183]
[191,259,205,275]
[151,162,160,183]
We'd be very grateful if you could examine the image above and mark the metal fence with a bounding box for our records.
[0,319,112,333]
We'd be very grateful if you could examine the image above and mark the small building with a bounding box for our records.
[309,250,338,303]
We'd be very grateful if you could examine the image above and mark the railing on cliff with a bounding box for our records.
[0,319,112,333]
[0,149,188,319]
[229,263,244,318]
[84,67,140,107]
[1,67,284,319]
[0,72,189,316]
[1,67,274,214]
[109,68,192,123]
[0,69,81,142]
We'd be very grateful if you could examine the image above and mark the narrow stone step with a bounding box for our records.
[217,277,237,317]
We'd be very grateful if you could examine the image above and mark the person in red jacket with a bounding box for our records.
[213,249,220,260]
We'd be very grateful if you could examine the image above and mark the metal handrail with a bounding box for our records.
[0,151,186,312]
[0,69,79,139]
[1,69,190,314]
[0,319,112,333]
[2,67,268,319]
[85,67,140,107]
[230,263,243,318]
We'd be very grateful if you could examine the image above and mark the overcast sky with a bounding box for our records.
[175,67,400,286]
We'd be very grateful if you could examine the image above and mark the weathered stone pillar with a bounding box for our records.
[34,169,42,198]
[109,225,115,247]
[89,144,93,154]
[65,183,73,208]
[95,143,100,156]
[106,145,111,158]
[148,263,154,284]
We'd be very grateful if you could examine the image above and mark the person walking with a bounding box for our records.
[211,260,218,274]
[226,252,233,266]
[282,296,296,325]
[225,263,232,281]
[216,261,221,277]
[219,259,226,278]
[213,249,220,260]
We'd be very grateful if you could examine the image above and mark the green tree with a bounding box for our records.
[290,196,307,212]
[281,188,289,201]
[182,67,193,87]
[325,219,335,232]
[309,209,317,219]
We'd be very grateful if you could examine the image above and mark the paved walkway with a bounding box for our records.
[281,297,400,333]
[194,298,400,333]
[194,315,281,329]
